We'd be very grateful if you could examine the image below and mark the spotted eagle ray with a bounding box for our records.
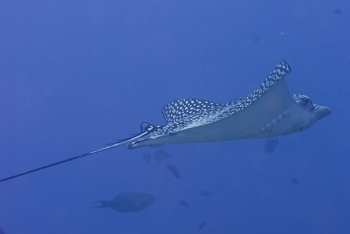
[0,61,331,182]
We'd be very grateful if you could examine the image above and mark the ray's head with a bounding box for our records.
[291,94,331,132]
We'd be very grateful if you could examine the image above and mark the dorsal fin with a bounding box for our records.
[162,98,223,123]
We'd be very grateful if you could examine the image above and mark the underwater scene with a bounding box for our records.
[0,1,349,233]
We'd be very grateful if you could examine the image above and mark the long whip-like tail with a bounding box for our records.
[0,143,125,183]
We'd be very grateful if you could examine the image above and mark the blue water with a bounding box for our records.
[0,1,349,233]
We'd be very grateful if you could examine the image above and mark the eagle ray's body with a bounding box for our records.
[124,61,331,149]
[0,60,331,182]
[161,75,294,143]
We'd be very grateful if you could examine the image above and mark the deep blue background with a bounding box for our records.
[0,1,349,233]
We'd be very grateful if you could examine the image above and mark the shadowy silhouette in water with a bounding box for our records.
[179,200,189,207]
[291,178,300,184]
[334,9,342,14]
[167,164,181,179]
[93,192,155,213]
[198,222,206,229]
[199,190,211,196]
[143,153,151,164]
[264,138,279,153]
[153,149,171,162]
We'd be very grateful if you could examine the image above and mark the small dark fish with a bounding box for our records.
[93,192,155,213]
[143,153,151,164]
[334,9,342,14]
[291,178,300,184]
[198,222,206,229]
[264,138,279,153]
[179,200,189,207]
[199,190,211,196]
[167,164,181,179]
[153,149,171,162]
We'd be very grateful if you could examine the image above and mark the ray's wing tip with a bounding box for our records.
[278,60,292,73]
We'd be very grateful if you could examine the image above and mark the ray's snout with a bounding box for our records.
[315,105,332,119]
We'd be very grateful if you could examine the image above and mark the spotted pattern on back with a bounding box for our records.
[159,61,291,134]
[162,99,223,123]
[219,60,291,114]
